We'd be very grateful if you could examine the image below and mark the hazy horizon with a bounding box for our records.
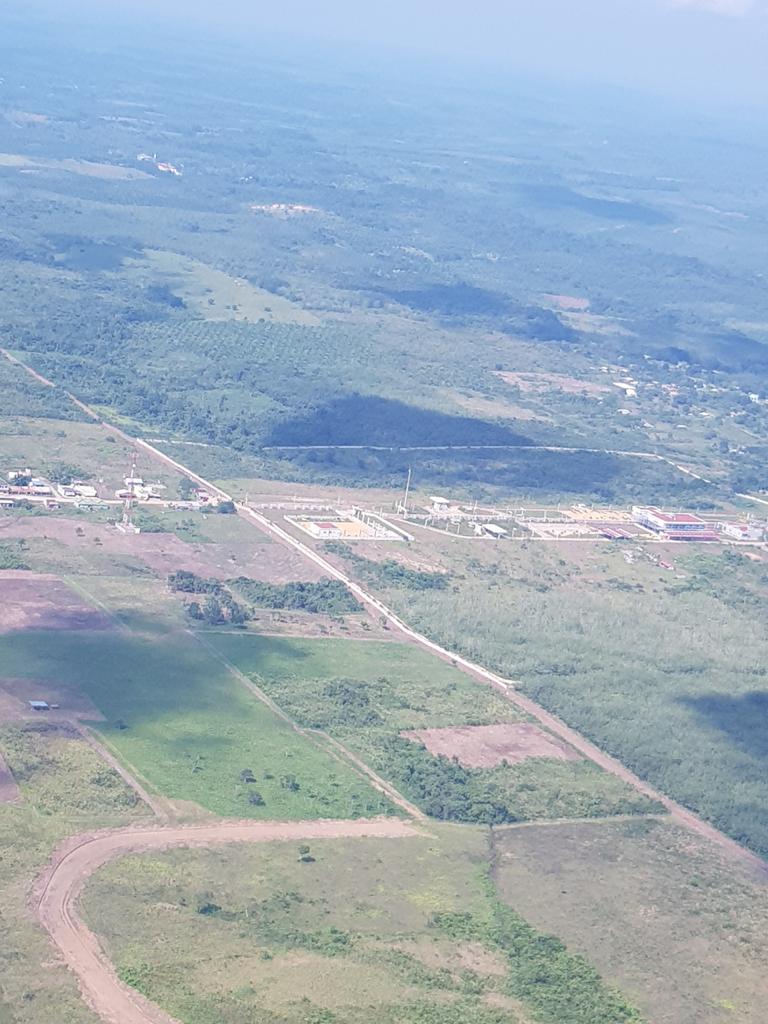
[8,0,768,110]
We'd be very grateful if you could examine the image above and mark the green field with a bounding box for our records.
[0,415,182,494]
[82,825,644,1024]
[492,818,768,1024]
[0,630,392,820]
[208,634,656,823]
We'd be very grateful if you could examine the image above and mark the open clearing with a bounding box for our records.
[0,629,392,820]
[78,823,640,1024]
[403,723,582,768]
[492,817,768,1024]
[1,513,320,585]
[0,153,153,180]
[495,370,610,397]
[132,250,321,326]
[0,416,182,493]
[38,818,418,1024]
[0,573,113,633]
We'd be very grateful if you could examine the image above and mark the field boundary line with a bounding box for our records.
[61,575,133,635]
[189,630,424,820]
[491,812,669,833]
[73,724,169,820]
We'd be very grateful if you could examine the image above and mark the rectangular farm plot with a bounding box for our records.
[0,571,113,633]
[0,630,393,821]
[210,634,656,823]
[403,723,581,768]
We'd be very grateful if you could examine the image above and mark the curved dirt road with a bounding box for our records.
[34,817,419,1024]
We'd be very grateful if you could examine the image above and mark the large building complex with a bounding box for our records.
[632,506,719,542]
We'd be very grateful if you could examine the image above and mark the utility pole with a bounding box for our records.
[402,465,412,515]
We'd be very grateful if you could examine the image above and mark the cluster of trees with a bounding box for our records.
[325,542,449,591]
[229,577,361,615]
[187,593,248,626]
[0,544,29,571]
[44,463,91,486]
[379,736,514,825]
[167,570,222,595]
[168,572,364,626]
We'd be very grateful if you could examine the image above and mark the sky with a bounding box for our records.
[19,0,768,107]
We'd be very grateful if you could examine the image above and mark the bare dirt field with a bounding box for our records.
[0,750,20,802]
[34,817,419,1024]
[0,572,113,633]
[495,370,610,397]
[0,517,321,583]
[403,723,582,768]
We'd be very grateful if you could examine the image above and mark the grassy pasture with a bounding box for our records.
[0,723,147,820]
[492,818,768,1024]
[208,634,654,822]
[0,630,392,820]
[131,249,321,326]
[82,825,643,1024]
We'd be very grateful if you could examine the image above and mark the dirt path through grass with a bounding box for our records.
[33,817,420,1024]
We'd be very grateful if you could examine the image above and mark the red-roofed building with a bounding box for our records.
[632,506,718,541]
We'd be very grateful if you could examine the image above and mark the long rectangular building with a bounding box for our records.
[632,506,719,541]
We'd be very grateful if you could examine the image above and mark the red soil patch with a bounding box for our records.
[0,574,112,633]
[403,723,581,768]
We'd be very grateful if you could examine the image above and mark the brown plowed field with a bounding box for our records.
[34,818,420,1024]
[0,574,113,633]
[403,723,581,768]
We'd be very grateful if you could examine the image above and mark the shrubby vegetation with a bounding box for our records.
[325,542,449,590]
[168,571,362,624]
[0,543,30,570]
[366,542,768,855]
[434,896,643,1024]
[229,577,362,615]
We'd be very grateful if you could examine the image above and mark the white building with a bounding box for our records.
[722,521,764,542]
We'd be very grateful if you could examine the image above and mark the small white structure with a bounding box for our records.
[73,484,98,498]
[481,524,508,539]
[722,521,764,542]
[429,496,451,512]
